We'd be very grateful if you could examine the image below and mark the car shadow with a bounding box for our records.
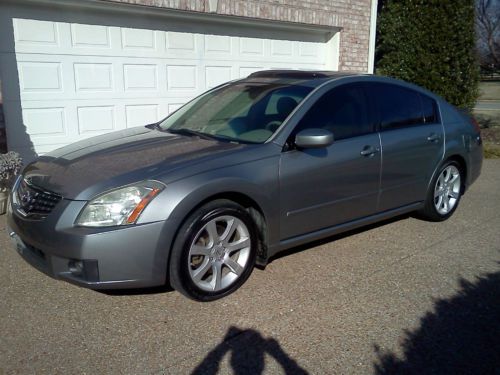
[99,284,174,296]
[266,213,412,265]
[373,265,500,374]
[191,326,308,375]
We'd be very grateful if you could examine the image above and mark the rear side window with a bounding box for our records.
[294,84,372,141]
[420,94,439,123]
[374,84,423,130]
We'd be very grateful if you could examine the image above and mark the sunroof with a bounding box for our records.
[248,70,332,79]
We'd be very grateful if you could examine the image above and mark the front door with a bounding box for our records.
[279,84,381,240]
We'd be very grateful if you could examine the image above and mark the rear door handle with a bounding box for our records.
[360,145,379,157]
[427,133,441,143]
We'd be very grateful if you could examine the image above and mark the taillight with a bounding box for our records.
[470,116,481,134]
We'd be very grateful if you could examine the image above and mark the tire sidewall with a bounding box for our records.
[170,200,258,301]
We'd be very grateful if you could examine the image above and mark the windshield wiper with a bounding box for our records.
[167,128,220,141]
[145,122,162,130]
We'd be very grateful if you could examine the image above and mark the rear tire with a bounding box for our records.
[418,161,463,222]
[169,199,257,302]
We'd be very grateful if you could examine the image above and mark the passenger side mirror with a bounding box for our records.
[294,128,334,149]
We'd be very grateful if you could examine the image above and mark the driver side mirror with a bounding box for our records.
[294,128,334,149]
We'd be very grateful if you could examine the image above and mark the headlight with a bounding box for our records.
[76,181,164,227]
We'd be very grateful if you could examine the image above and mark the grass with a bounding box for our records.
[478,81,500,101]
[474,110,500,129]
[476,81,500,158]
[484,143,500,158]
[477,121,500,159]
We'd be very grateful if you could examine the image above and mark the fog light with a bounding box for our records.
[68,260,84,276]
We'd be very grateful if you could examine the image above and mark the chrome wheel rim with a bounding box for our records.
[188,215,251,292]
[434,165,461,215]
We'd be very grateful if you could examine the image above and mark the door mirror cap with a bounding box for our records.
[294,128,334,149]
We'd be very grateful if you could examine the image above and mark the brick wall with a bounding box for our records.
[101,0,373,72]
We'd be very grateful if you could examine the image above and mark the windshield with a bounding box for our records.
[159,82,313,143]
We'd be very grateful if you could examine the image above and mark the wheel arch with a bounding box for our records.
[444,155,467,192]
[424,152,468,200]
[166,186,273,275]
[191,192,269,263]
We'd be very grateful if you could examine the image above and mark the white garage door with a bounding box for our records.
[11,18,334,155]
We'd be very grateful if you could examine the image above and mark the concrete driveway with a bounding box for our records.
[1,161,499,374]
[475,101,500,111]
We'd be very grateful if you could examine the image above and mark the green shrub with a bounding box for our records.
[377,0,480,110]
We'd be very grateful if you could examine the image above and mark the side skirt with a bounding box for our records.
[268,202,424,259]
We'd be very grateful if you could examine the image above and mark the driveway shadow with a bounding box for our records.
[192,326,308,375]
[373,266,500,374]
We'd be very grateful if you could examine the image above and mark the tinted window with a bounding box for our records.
[294,84,372,141]
[374,84,423,130]
[420,94,438,123]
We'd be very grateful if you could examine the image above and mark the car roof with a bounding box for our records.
[238,70,365,87]
[236,70,441,102]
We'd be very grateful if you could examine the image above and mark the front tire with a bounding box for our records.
[169,200,258,301]
[418,161,463,222]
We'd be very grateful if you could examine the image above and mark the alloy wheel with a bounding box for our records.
[434,165,461,215]
[188,215,251,292]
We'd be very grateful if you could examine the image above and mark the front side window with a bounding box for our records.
[293,84,372,141]
[159,82,312,143]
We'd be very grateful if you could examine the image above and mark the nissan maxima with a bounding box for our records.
[7,71,483,301]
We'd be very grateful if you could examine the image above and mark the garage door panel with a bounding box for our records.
[18,61,63,92]
[70,23,111,48]
[239,66,266,77]
[14,18,59,46]
[15,53,324,102]
[271,40,293,57]
[204,34,232,55]
[123,64,158,91]
[121,27,156,50]
[77,105,116,135]
[10,17,334,154]
[22,107,66,137]
[74,62,114,92]
[205,66,232,89]
[125,104,160,128]
[166,31,197,55]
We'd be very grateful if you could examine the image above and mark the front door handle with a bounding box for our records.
[427,133,441,143]
[360,145,379,157]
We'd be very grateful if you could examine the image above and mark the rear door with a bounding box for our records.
[367,83,444,211]
[279,83,381,240]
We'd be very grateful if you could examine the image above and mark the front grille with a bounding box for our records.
[16,178,62,217]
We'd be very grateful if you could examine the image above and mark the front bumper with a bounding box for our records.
[7,195,180,290]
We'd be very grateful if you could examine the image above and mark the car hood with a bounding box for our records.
[22,127,250,200]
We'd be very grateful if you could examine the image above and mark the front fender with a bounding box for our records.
[138,155,281,247]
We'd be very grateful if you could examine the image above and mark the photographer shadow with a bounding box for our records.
[191,326,308,375]
[373,267,500,374]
